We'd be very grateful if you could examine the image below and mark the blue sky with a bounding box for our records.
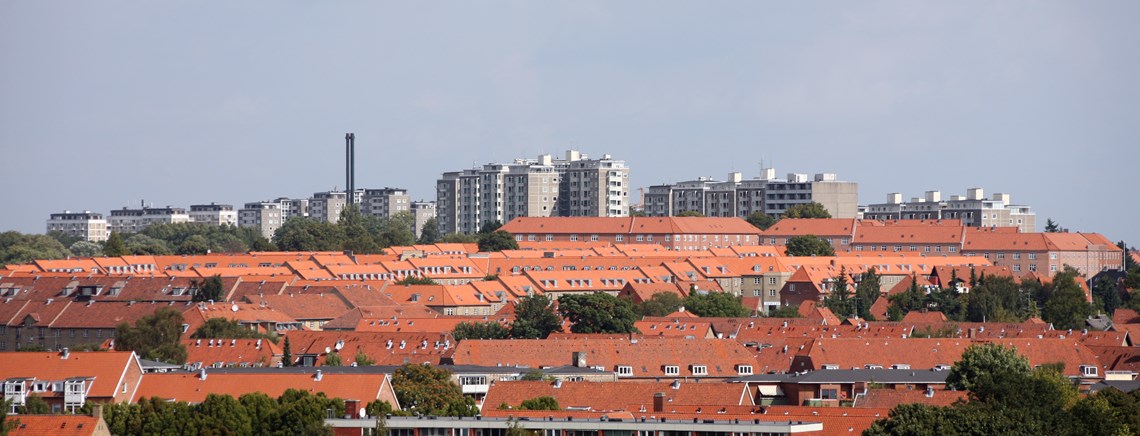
[2,1,1138,245]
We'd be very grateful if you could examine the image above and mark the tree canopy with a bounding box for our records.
[557,293,639,334]
[509,294,563,339]
[683,291,750,317]
[191,318,277,343]
[782,202,831,219]
[451,321,509,341]
[103,390,342,436]
[417,217,440,244]
[784,235,835,257]
[391,364,477,417]
[0,231,71,265]
[191,274,225,303]
[635,292,684,317]
[115,307,188,364]
[477,230,519,252]
[676,210,705,217]
[745,212,778,230]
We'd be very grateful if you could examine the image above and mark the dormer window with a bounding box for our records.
[736,365,753,375]
[1081,365,1098,377]
[664,365,680,376]
[690,365,708,376]
[616,365,633,377]
[821,364,840,370]
[891,364,911,370]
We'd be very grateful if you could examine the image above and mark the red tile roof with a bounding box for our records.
[132,371,395,405]
[6,414,106,436]
[0,351,139,400]
[483,380,752,412]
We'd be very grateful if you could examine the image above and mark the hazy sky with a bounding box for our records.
[2,1,1138,244]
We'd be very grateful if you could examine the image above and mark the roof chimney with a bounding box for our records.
[653,392,665,412]
[573,351,587,368]
[315,369,323,381]
[199,368,207,380]
[60,348,70,359]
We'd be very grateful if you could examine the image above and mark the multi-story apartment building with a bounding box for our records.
[361,188,410,219]
[644,169,858,219]
[437,150,627,235]
[410,201,436,238]
[863,188,1036,232]
[273,197,309,222]
[107,206,189,235]
[45,211,108,242]
[238,201,284,239]
[309,191,348,223]
[188,203,237,227]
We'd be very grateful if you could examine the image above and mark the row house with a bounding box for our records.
[962,229,1123,277]
[1,350,143,413]
[283,331,454,367]
[500,216,761,250]
[0,300,173,352]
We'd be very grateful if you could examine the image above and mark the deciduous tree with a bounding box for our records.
[784,235,835,257]
[683,291,750,317]
[745,212,778,230]
[478,230,518,252]
[782,202,831,219]
[451,321,509,341]
[115,307,188,364]
[635,292,683,317]
[391,364,477,417]
[557,293,639,334]
[510,295,563,339]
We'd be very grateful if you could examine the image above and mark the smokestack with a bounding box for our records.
[346,133,356,205]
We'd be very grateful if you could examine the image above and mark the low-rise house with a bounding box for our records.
[483,380,753,413]
[0,351,143,413]
[5,413,111,436]
[183,338,282,369]
[283,331,454,366]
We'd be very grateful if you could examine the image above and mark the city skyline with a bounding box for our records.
[2,2,1138,244]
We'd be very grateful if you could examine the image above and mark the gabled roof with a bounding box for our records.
[451,337,758,378]
[254,293,353,320]
[761,219,857,237]
[284,331,453,366]
[184,338,281,368]
[6,414,106,436]
[131,371,394,404]
[502,217,759,235]
[855,388,967,409]
[0,351,139,399]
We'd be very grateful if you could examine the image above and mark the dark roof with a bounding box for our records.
[1089,380,1140,393]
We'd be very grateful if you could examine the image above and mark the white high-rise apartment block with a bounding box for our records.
[238,202,284,239]
[107,206,190,234]
[46,211,108,242]
[188,203,238,227]
[436,150,627,235]
[863,188,1036,232]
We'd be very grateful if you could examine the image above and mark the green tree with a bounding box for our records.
[69,240,103,257]
[745,212,778,230]
[451,321,510,341]
[1043,269,1093,330]
[177,234,211,255]
[16,394,50,414]
[676,210,705,217]
[767,305,801,318]
[325,352,343,366]
[196,393,253,435]
[821,267,853,318]
[1045,218,1061,233]
[393,276,437,285]
[391,364,477,416]
[683,291,750,317]
[239,392,280,435]
[863,403,958,436]
[191,274,226,303]
[273,217,346,251]
[0,231,71,264]
[417,217,440,244]
[557,293,639,334]
[853,268,881,320]
[354,349,376,366]
[339,205,382,254]
[519,369,547,381]
[46,230,84,248]
[2,398,18,435]
[115,307,188,364]
[518,396,560,411]
[947,343,1031,394]
[478,221,504,234]
[103,231,127,257]
[124,234,172,255]
[784,235,835,257]
[378,211,417,247]
[782,202,831,219]
[635,292,684,317]
[965,276,1023,323]
[509,294,563,339]
[478,230,519,252]
[281,336,293,367]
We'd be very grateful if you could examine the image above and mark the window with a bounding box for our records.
[736,365,753,375]
[820,388,838,400]
[1081,365,1098,377]
[769,290,777,297]
[753,278,762,284]
[769,277,777,285]
[617,365,633,376]
[615,235,623,242]
[690,365,708,376]
[570,234,578,241]
[590,234,599,241]
[664,365,680,375]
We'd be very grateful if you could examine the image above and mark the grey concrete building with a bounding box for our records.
[308,191,348,223]
[863,188,1037,232]
[45,211,108,242]
[188,203,237,227]
[107,206,190,235]
[643,169,858,219]
[238,201,284,239]
[410,200,436,239]
[361,188,411,219]
[437,150,625,235]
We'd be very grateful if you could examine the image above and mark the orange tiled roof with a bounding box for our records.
[483,380,751,412]
[0,351,139,399]
[6,414,105,436]
[184,338,281,367]
[131,371,394,404]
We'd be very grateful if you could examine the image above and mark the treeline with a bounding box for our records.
[866,343,1140,435]
[102,390,343,436]
[820,263,1140,330]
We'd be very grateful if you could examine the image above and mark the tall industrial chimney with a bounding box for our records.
[345,133,355,205]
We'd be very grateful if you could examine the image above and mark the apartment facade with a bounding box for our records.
[500,216,760,250]
[863,188,1037,232]
[188,203,237,227]
[45,211,108,242]
[107,206,189,234]
[362,188,411,219]
[644,169,858,219]
[437,150,628,235]
[410,201,436,238]
[309,191,348,223]
[238,201,284,239]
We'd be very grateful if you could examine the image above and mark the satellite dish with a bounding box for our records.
[325,347,332,354]
[231,304,238,312]
[359,408,367,418]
